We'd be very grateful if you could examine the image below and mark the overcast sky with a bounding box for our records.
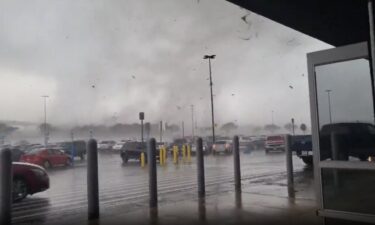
[0,0,330,129]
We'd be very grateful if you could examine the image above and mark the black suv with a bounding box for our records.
[120,141,161,163]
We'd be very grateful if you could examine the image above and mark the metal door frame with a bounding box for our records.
[307,41,375,223]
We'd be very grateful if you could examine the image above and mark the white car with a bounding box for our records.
[112,141,127,151]
[98,140,116,151]
[191,144,207,155]
[212,140,233,155]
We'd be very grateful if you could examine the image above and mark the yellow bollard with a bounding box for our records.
[159,147,163,165]
[163,147,167,164]
[173,146,178,164]
[141,152,145,168]
[187,144,191,162]
[182,145,186,162]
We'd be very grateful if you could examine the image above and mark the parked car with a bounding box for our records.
[320,122,375,161]
[167,138,188,153]
[98,140,116,151]
[190,143,208,155]
[58,140,86,160]
[265,135,285,153]
[12,162,49,202]
[291,135,313,165]
[11,148,25,162]
[120,141,160,163]
[212,140,233,155]
[112,140,127,152]
[20,148,72,169]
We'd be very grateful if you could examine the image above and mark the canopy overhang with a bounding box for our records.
[227,0,370,46]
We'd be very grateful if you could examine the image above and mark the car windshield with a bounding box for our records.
[26,148,44,155]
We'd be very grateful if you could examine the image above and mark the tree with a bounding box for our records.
[264,124,281,134]
[220,122,238,135]
[284,122,298,134]
[300,123,307,134]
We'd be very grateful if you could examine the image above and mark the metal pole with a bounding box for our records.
[330,132,340,187]
[160,121,163,143]
[326,90,333,124]
[87,139,99,219]
[285,134,294,197]
[0,149,12,225]
[148,138,158,208]
[182,121,185,139]
[233,136,241,192]
[233,136,241,193]
[291,118,295,135]
[71,131,75,165]
[141,120,144,143]
[368,0,375,124]
[208,58,216,143]
[191,105,195,141]
[42,95,49,147]
[197,137,205,198]
[271,110,274,125]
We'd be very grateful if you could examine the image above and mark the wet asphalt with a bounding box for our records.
[12,148,310,225]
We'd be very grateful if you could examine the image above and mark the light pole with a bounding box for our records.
[204,54,216,143]
[139,112,144,143]
[191,105,195,141]
[41,95,49,146]
[271,110,274,125]
[325,90,333,124]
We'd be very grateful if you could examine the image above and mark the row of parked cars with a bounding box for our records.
[0,140,88,202]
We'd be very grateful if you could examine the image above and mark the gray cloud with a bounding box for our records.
[0,0,330,130]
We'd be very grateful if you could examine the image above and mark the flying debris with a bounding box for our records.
[241,13,251,25]
[176,106,182,110]
[302,73,305,77]
[289,85,294,89]
[240,37,251,41]
[231,94,235,96]
[131,75,136,79]
[91,85,95,88]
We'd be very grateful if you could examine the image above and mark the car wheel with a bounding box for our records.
[65,158,73,166]
[302,157,313,166]
[43,161,51,169]
[122,155,129,164]
[13,178,28,202]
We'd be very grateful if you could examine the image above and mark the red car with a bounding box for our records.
[13,162,49,202]
[20,148,72,169]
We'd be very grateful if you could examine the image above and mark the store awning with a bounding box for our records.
[227,0,369,46]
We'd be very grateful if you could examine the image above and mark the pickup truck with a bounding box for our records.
[290,122,375,165]
[290,135,313,165]
[265,135,285,153]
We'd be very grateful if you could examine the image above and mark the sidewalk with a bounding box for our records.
[76,167,322,225]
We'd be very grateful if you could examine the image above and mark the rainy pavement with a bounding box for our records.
[12,149,313,225]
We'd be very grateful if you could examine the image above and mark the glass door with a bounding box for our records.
[308,42,375,224]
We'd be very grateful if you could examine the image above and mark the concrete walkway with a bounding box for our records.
[48,166,323,225]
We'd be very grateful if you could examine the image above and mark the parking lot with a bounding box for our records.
[11,148,311,225]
